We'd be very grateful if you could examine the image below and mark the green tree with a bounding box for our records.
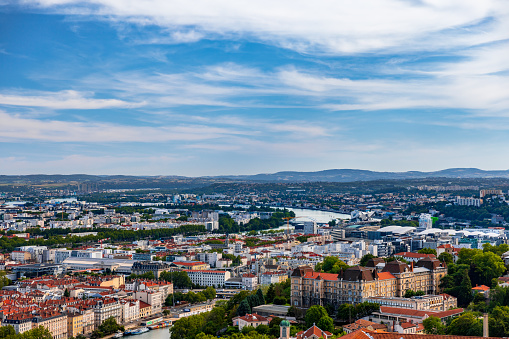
[64,288,70,297]
[490,306,509,337]
[422,316,446,335]
[437,252,454,264]
[315,256,349,273]
[305,305,328,328]
[337,304,356,322]
[203,286,216,300]
[20,326,53,339]
[256,288,265,305]
[237,299,251,316]
[316,316,334,333]
[170,314,206,339]
[418,248,437,255]
[446,312,482,337]
[0,271,12,290]
[266,284,275,304]
[471,251,506,286]
[483,243,509,257]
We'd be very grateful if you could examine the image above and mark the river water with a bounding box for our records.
[128,328,169,339]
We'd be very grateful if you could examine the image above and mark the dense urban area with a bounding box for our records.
[2,176,509,339]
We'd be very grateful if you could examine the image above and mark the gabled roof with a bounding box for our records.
[296,325,332,339]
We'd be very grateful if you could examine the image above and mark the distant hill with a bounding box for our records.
[1,168,509,186]
[221,168,509,182]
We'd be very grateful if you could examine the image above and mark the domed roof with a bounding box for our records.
[280,320,290,327]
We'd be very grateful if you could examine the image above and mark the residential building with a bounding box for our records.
[291,257,447,309]
[184,269,231,287]
[232,313,269,331]
[134,290,163,315]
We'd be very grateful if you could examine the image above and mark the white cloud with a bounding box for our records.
[24,0,509,54]
[0,110,329,143]
[0,111,246,142]
[0,90,143,109]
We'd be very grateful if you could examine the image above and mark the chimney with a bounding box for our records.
[411,261,414,272]
[483,313,489,337]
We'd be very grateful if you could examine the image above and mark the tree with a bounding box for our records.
[272,296,286,305]
[305,305,328,328]
[437,252,454,264]
[266,284,275,304]
[316,316,334,333]
[0,271,12,290]
[64,288,70,298]
[170,314,206,339]
[203,286,216,300]
[256,288,265,305]
[483,243,509,257]
[20,326,53,339]
[423,316,446,335]
[490,306,509,337]
[360,254,376,267]
[315,256,349,273]
[337,304,356,322]
[446,312,482,337]
[404,290,424,298]
[237,299,251,316]
[471,251,506,286]
[418,248,437,255]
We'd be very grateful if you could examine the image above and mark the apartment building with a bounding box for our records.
[92,298,122,327]
[32,311,68,339]
[134,290,163,315]
[291,257,447,309]
[120,299,140,323]
[1,313,33,335]
[184,269,231,287]
[67,312,84,338]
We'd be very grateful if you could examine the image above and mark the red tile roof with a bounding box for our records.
[341,329,505,339]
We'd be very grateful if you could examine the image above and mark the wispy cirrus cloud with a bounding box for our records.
[0,90,143,109]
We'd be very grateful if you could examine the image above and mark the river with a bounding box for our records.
[127,328,169,339]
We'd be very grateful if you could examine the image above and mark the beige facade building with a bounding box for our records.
[291,258,447,309]
[92,298,122,327]
[33,311,68,339]
[134,290,163,315]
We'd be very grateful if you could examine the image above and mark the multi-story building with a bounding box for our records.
[67,312,84,338]
[291,257,447,309]
[11,250,32,263]
[260,271,289,285]
[184,269,231,287]
[1,313,33,335]
[120,299,140,323]
[33,311,68,339]
[92,298,122,327]
[242,273,258,290]
[131,261,171,279]
[364,294,457,311]
[134,290,163,315]
[456,196,482,207]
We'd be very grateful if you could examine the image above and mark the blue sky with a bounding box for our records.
[1,1,508,176]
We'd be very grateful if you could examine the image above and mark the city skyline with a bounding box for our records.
[1,1,508,175]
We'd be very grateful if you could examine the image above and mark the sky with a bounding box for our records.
[0,0,508,176]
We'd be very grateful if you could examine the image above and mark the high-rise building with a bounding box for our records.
[419,214,433,230]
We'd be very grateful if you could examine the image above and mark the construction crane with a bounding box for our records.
[282,216,318,238]
[283,217,293,237]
